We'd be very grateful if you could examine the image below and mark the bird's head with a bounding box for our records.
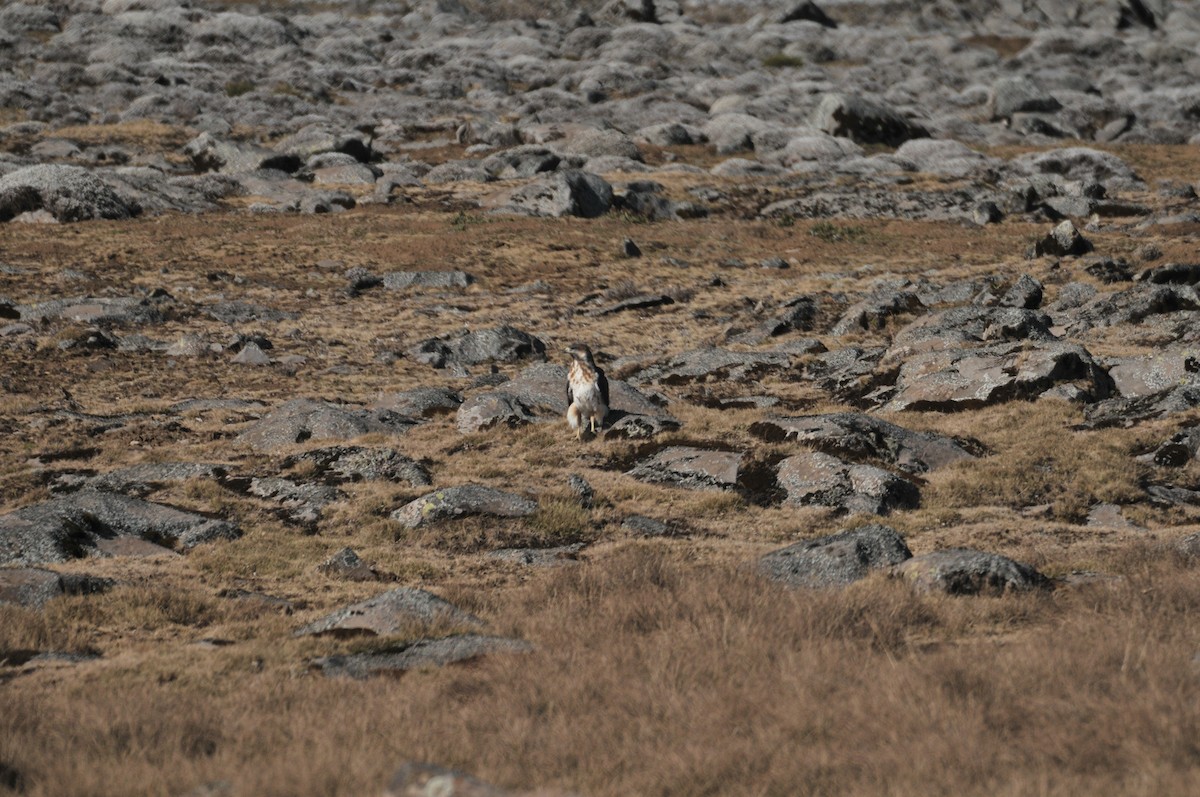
[565,343,594,364]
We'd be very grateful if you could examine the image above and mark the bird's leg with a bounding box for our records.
[590,416,597,434]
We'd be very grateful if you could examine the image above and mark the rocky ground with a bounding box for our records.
[4,1,1200,796]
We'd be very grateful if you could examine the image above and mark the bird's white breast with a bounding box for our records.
[572,378,604,412]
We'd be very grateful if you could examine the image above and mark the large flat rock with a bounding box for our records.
[632,348,790,385]
[237,398,420,451]
[391,485,537,529]
[309,635,532,679]
[457,363,671,434]
[884,342,1112,412]
[627,447,742,491]
[0,491,239,566]
[295,588,484,637]
[749,413,976,474]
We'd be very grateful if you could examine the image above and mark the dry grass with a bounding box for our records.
[923,401,1148,522]
[3,544,1200,796]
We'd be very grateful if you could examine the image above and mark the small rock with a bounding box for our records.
[230,341,271,365]
[1034,220,1093,257]
[567,474,594,509]
[998,275,1044,309]
[972,202,1004,225]
[621,515,676,538]
[621,238,642,258]
[1086,503,1143,530]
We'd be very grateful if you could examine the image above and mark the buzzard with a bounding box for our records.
[566,343,609,439]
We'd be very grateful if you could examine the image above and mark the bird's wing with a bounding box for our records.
[597,368,610,408]
[566,379,574,408]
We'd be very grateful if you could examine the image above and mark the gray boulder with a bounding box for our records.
[285,446,431,486]
[631,347,789,385]
[634,123,706,147]
[894,139,992,178]
[410,326,546,369]
[316,547,386,582]
[759,524,912,588]
[563,128,643,162]
[885,342,1112,412]
[275,125,374,163]
[391,485,537,528]
[456,362,669,433]
[1138,263,1200,285]
[456,392,536,434]
[382,271,473,290]
[374,388,462,418]
[310,635,532,679]
[1106,349,1200,399]
[830,289,924,336]
[50,462,225,497]
[0,567,111,609]
[0,165,139,222]
[247,477,339,529]
[491,170,613,218]
[777,1,838,27]
[1083,386,1200,429]
[776,452,919,515]
[15,295,165,326]
[1147,425,1200,467]
[1013,147,1141,186]
[889,306,1056,351]
[237,399,420,451]
[749,413,976,474]
[604,413,682,439]
[295,587,484,637]
[991,77,1062,120]
[1064,284,1200,332]
[184,133,301,175]
[0,491,239,566]
[894,549,1053,595]
[811,93,929,147]
[628,447,742,491]
[480,146,567,180]
[999,274,1044,309]
[1035,220,1093,257]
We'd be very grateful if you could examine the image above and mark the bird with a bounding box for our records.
[565,342,609,440]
